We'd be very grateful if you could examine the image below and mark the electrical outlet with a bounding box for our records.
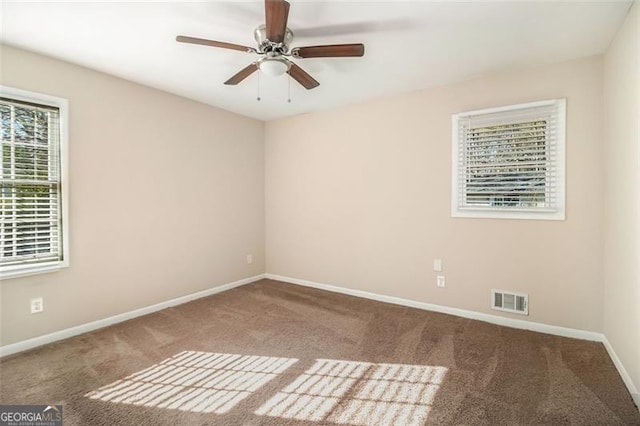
[246,254,253,264]
[30,297,44,314]
[436,276,446,288]
[433,259,443,272]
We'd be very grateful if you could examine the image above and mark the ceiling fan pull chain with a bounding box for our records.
[287,73,291,103]
[257,70,261,101]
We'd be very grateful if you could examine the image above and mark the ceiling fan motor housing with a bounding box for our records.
[254,24,293,54]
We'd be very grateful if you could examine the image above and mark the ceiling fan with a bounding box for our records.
[176,0,365,90]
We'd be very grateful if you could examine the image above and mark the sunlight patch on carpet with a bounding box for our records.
[84,351,297,414]
[254,359,448,426]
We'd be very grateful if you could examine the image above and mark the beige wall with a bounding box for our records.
[603,1,640,399]
[0,14,636,403]
[0,45,265,346]
[266,56,605,332]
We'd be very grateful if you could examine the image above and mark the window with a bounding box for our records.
[451,99,566,220]
[0,86,68,279]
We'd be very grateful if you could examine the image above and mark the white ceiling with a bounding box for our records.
[0,1,632,121]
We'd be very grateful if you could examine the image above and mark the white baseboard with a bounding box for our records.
[266,273,640,410]
[266,273,640,409]
[602,336,640,407]
[0,274,266,358]
[265,273,602,341]
[3,271,638,410]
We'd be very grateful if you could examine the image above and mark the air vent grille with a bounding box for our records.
[491,289,528,315]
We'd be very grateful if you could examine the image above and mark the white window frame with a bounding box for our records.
[451,99,566,221]
[0,86,69,279]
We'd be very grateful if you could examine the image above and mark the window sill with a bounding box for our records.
[452,207,565,221]
[0,261,69,280]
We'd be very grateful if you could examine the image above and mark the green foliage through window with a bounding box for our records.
[0,97,62,267]
[464,120,549,208]
[452,99,565,220]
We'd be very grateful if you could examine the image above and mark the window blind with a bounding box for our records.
[0,97,63,267]
[456,102,560,211]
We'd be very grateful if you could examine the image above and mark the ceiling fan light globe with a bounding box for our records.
[259,59,289,76]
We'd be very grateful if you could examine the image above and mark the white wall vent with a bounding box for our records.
[491,289,529,315]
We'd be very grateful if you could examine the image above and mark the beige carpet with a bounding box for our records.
[1,279,638,425]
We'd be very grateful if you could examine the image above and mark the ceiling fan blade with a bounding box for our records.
[287,63,319,90]
[224,63,258,85]
[265,0,290,43]
[176,35,255,53]
[292,44,365,58]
